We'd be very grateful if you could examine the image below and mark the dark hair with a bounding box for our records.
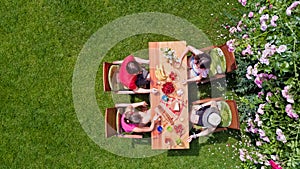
[195,53,211,69]
[126,61,142,74]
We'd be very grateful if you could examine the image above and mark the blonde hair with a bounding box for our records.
[124,106,142,124]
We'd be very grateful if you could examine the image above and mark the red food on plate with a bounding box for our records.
[162,82,175,95]
[169,71,177,81]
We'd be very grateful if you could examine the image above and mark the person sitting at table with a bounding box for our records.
[187,101,221,142]
[115,101,160,133]
[113,55,157,94]
[179,45,211,84]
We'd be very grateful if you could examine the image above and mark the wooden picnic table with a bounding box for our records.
[149,41,190,149]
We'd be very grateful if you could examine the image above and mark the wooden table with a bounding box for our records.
[149,41,190,149]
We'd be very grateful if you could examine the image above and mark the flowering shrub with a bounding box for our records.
[227,0,299,168]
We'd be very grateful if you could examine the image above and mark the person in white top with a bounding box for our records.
[179,45,211,84]
[187,101,221,142]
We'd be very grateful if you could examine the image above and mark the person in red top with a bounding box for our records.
[113,55,157,94]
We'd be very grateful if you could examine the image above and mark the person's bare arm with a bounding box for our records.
[112,60,123,64]
[186,75,202,83]
[133,88,158,94]
[179,45,204,62]
[116,90,135,94]
[195,127,216,137]
[133,88,151,93]
[193,101,213,110]
[132,119,156,133]
[182,75,202,84]
[134,57,149,64]
[186,127,216,142]
[115,101,147,108]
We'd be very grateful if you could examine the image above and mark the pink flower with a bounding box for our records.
[264,43,277,56]
[266,92,273,103]
[269,4,273,9]
[246,66,252,79]
[270,15,279,27]
[291,1,300,8]
[248,11,254,18]
[258,91,264,98]
[242,34,249,39]
[281,86,289,98]
[287,95,294,103]
[239,149,246,161]
[257,104,265,114]
[256,141,262,146]
[262,136,270,142]
[258,129,266,137]
[276,128,287,143]
[237,20,243,32]
[246,154,253,161]
[282,86,294,103]
[286,104,293,113]
[254,113,260,121]
[272,15,279,21]
[260,21,268,31]
[246,119,258,133]
[226,39,236,52]
[286,9,292,16]
[268,74,277,79]
[260,14,269,23]
[252,64,258,76]
[286,1,300,16]
[285,104,299,119]
[259,6,267,14]
[259,56,269,65]
[254,76,263,88]
[276,45,287,53]
[238,0,247,6]
[254,114,263,126]
[229,27,237,34]
[269,160,283,169]
[242,45,253,56]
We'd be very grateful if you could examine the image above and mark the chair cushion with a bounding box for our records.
[108,65,126,91]
[217,101,232,127]
[116,108,125,134]
[208,48,227,77]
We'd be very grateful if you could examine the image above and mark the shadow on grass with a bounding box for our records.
[167,129,241,157]
[166,140,200,156]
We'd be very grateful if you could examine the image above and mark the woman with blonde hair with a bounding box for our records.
[115,101,160,133]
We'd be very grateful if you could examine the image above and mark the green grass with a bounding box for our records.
[1,0,242,168]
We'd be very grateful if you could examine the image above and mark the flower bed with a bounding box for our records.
[227,0,299,168]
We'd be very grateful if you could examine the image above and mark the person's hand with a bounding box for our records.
[151,88,158,94]
[186,133,197,143]
[153,114,161,122]
[182,79,187,85]
[141,101,148,107]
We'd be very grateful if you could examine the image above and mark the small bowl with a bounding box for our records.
[162,95,169,102]
[157,126,163,133]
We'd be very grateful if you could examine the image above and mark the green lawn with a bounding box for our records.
[1,0,243,168]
